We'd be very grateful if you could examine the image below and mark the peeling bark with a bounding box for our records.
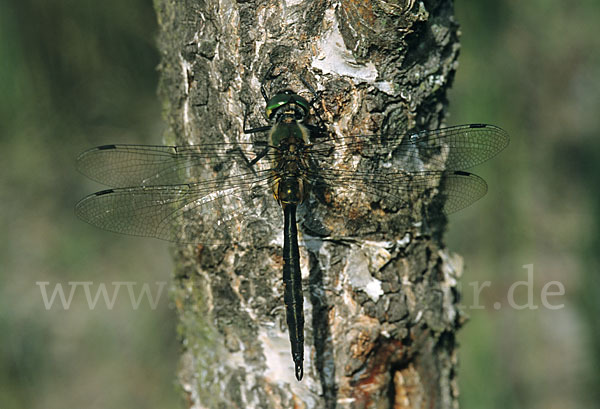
[154,0,465,408]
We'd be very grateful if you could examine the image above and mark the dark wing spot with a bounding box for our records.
[97,144,117,150]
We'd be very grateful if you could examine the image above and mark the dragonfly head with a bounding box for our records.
[266,90,310,123]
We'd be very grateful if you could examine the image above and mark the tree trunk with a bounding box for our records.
[154,0,464,408]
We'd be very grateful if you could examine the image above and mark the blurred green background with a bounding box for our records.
[0,1,598,408]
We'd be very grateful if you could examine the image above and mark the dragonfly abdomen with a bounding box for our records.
[282,203,304,380]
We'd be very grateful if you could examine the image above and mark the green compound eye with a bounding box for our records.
[265,90,310,119]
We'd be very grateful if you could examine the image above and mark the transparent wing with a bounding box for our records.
[309,124,509,172]
[303,123,506,214]
[75,123,506,242]
[76,124,507,187]
[309,168,488,214]
[75,171,276,243]
[76,142,276,187]
[76,124,507,188]
[437,171,488,214]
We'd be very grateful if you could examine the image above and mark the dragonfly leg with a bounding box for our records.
[248,146,270,166]
[243,107,271,134]
[260,64,277,102]
[304,124,329,139]
[299,75,320,107]
[225,145,270,174]
[261,84,269,104]
[299,74,328,133]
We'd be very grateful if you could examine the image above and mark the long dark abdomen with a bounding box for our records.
[283,203,304,380]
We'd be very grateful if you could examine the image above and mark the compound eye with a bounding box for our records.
[294,96,310,116]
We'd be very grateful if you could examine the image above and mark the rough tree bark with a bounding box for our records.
[154,0,464,408]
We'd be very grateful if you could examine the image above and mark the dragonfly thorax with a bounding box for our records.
[269,123,310,208]
[270,144,309,207]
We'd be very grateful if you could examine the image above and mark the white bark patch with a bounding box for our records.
[179,54,192,139]
[284,0,305,6]
[438,250,463,323]
[258,326,311,384]
[311,9,377,82]
[397,232,412,248]
[343,242,392,302]
[373,80,397,95]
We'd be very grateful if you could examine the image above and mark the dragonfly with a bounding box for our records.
[75,86,509,381]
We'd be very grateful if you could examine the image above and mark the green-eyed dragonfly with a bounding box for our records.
[75,88,508,380]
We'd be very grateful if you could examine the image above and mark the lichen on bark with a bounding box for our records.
[154,0,465,408]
